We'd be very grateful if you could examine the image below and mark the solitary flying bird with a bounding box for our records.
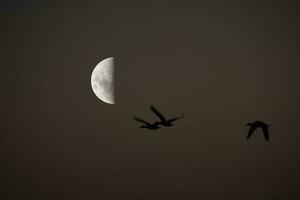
[150,105,183,127]
[246,121,270,141]
[133,117,161,130]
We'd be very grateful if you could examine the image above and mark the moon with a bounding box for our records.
[91,57,115,104]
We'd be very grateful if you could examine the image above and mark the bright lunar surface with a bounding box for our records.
[91,57,115,104]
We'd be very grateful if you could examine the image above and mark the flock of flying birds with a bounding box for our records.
[134,105,270,141]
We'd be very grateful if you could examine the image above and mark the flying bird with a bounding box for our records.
[246,121,270,141]
[150,105,183,127]
[133,117,161,130]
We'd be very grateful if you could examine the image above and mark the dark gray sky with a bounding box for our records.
[1,1,300,199]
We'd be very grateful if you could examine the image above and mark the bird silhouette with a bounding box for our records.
[246,121,270,141]
[133,117,161,130]
[150,105,183,127]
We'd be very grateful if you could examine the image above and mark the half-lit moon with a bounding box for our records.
[91,57,115,104]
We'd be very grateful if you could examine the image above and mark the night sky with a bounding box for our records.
[1,1,300,199]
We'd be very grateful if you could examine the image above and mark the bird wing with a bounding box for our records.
[247,125,257,139]
[168,115,184,123]
[133,117,150,125]
[150,105,166,121]
[262,126,269,141]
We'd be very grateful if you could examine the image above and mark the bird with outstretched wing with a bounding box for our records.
[133,117,161,130]
[150,105,183,127]
[246,121,270,141]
